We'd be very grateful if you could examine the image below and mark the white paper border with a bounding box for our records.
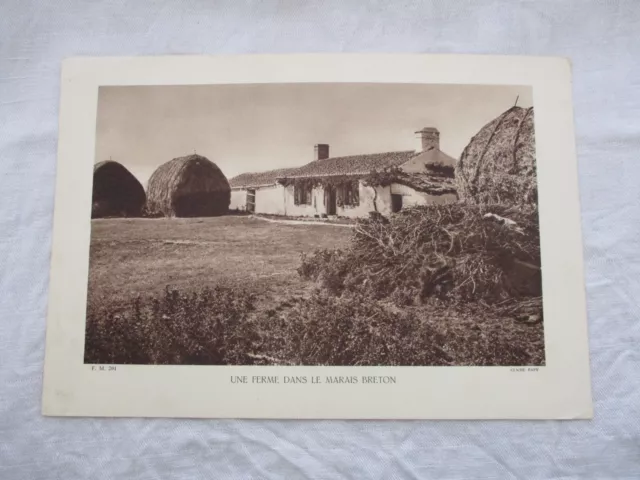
[42,54,592,419]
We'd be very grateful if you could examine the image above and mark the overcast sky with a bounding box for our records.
[95,83,533,186]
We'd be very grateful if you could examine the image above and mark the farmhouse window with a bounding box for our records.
[294,184,312,205]
[339,180,360,207]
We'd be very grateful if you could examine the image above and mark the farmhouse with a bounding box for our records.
[229,168,296,214]
[92,160,146,218]
[230,127,457,218]
[146,154,231,217]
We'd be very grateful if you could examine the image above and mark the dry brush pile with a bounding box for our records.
[299,203,541,308]
[291,201,544,365]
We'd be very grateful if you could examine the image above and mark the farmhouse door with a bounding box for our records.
[246,189,256,213]
[325,187,337,215]
[391,194,403,213]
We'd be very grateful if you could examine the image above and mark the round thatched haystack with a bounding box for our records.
[456,106,536,206]
[146,154,230,217]
[92,160,146,218]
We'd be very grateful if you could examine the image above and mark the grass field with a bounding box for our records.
[86,214,544,366]
[88,216,352,311]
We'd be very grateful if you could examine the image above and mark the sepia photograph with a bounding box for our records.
[85,81,544,367]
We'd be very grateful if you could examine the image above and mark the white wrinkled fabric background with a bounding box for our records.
[1,1,638,478]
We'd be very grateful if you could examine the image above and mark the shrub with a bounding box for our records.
[251,291,543,366]
[298,249,352,295]
[85,284,543,366]
[85,286,257,364]
[253,291,452,366]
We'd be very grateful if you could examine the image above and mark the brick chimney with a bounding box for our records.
[314,144,330,161]
[415,127,440,152]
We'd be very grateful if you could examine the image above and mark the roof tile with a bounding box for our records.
[282,151,416,178]
[229,168,296,188]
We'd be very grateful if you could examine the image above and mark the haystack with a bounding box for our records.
[456,106,536,206]
[92,160,146,218]
[146,154,230,217]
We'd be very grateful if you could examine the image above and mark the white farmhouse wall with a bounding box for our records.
[399,154,428,173]
[282,185,325,216]
[372,185,393,215]
[336,182,391,218]
[255,185,287,215]
[236,181,456,218]
[401,149,456,171]
[230,189,247,211]
[281,181,392,218]
[390,183,457,207]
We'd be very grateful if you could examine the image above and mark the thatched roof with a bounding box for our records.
[146,154,230,217]
[229,167,297,189]
[395,172,457,196]
[283,151,416,178]
[92,160,146,218]
[456,106,536,205]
